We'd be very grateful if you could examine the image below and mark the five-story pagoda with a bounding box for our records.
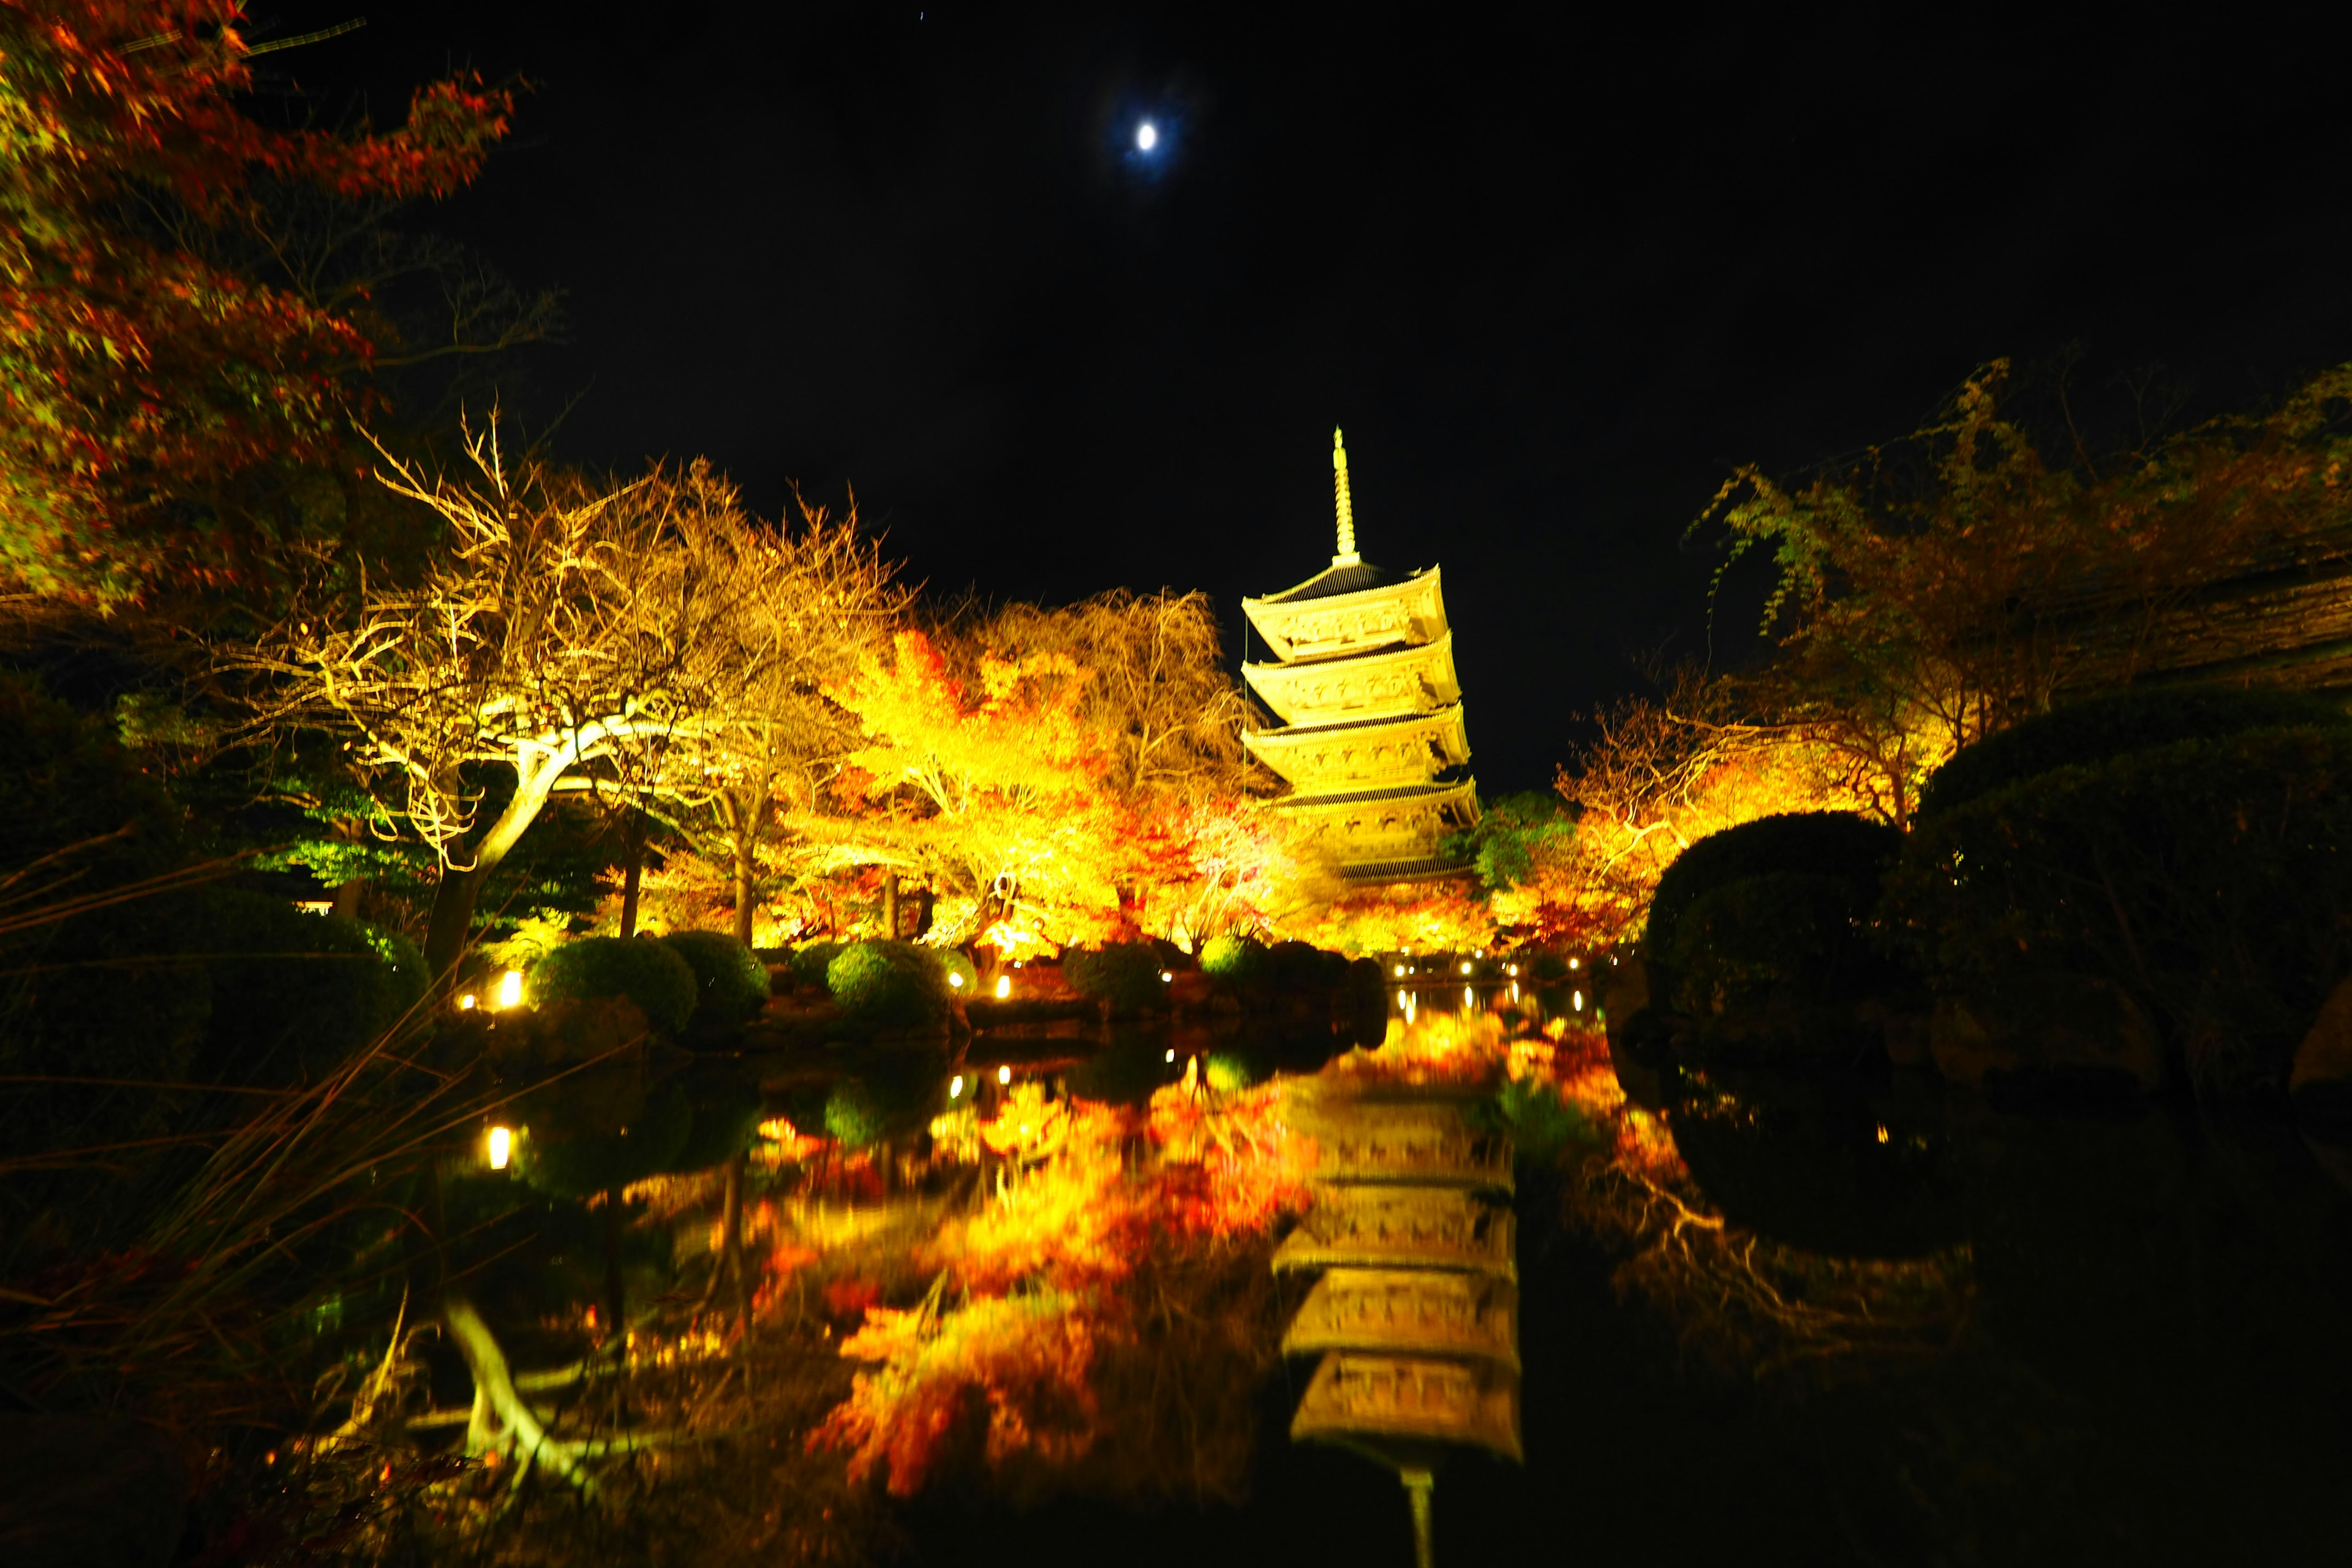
[1241,431,1479,880]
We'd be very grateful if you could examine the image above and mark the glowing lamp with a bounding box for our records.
[948,971,965,989]
[998,1065,1011,1085]
[458,993,477,1011]
[1569,956,1580,970]
[1460,961,1474,976]
[1165,1049,1176,1063]
[1464,986,1474,1007]
[1159,970,1173,982]
[496,970,523,1009]
[1573,990,1585,1011]
[1137,121,1158,150]
[1507,963,1518,976]
[488,1126,511,1170]
[1394,963,1406,978]
[949,1074,964,1099]
[1397,988,1409,1009]
[995,974,1012,999]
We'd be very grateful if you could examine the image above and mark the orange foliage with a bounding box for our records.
[1286,881,1496,956]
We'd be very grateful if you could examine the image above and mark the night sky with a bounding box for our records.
[262,4,2352,791]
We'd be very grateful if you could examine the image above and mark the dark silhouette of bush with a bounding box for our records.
[1063,943,1169,1013]
[1917,686,2350,821]
[515,1074,694,1200]
[1664,872,1900,1016]
[1268,940,1350,992]
[825,940,951,1030]
[1888,724,2352,1088]
[527,937,698,1035]
[194,891,421,1083]
[657,930,771,1033]
[1199,931,1270,989]
[783,940,845,991]
[1646,812,1903,962]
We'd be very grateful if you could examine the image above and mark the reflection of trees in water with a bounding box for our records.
[1568,1140,1975,1384]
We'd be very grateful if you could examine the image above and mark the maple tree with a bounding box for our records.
[1,1,513,600]
[235,428,791,975]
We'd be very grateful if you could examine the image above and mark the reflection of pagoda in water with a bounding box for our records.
[1240,431,1479,881]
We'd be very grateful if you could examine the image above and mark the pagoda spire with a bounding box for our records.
[1332,427,1361,565]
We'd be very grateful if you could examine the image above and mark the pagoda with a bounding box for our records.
[1240,431,1479,880]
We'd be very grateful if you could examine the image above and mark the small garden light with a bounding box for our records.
[496,970,523,1009]
[1573,990,1585,1011]
[488,1126,512,1170]
[948,971,965,989]
[995,974,1011,999]
[998,1065,1011,1085]
[1570,956,1580,970]
[1460,960,1474,976]
[949,1074,963,1099]
[1394,963,1406,977]
[458,993,477,1011]
[1165,1049,1176,1063]
[1159,970,1173,982]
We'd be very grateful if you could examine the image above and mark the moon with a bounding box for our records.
[1136,121,1158,151]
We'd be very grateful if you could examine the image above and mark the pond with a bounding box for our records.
[405,983,2352,1567]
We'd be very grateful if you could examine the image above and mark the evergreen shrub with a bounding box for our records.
[657,929,772,1033]
[1645,812,1903,961]
[1200,931,1270,988]
[527,937,699,1035]
[786,940,846,990]
[825,940,951,1030]
[1917,686,2350,821]
[1664,872,1899,1016]
[197,891,418,1081]
[1268,940,1350,992]
[1887,725,2352,1084]
[516,1076,694,1199]
[1063,943,1170,1012]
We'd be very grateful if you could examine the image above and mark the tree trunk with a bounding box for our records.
[423,864,489,980]
[732,833,756,949]
[882,873,900,942]
[331,876,365,921]
[619,810,647,938]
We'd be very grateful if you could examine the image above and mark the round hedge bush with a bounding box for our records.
[1888,724,2352,1085]
[657,930,772,1033]
[930,946,978,997]
[1200,931,1271,988]
[517,1076,694,1200]
[826,940,951,1030]
[196,892,421,1082]
[527,937,699,1035]
[1917,686,2350,821]
[785,940,845,991]
[1063,943,1170,1013]
[1646,812,1904,961]
[1268,940,1350,992]
[1664,871,1901,1016]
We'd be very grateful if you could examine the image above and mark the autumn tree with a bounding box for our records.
[1694,360,2352,818]
[236,426,789,976]
[1,2,519,601]
[652,486,908,948]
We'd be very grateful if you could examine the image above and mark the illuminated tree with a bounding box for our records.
[0,1,514,600]
[236,427,782,976]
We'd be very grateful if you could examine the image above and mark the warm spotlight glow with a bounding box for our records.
[458,993,477,1011]
[1395,963,1407,978]
[1159,970,1173,982]
[487,1126,511,1169]
[496,970,523,1009]
[1507,963,1518,976]
[1136,121,1158,150]
[1573,989,1585,1011]
[948,971,965,989]
[949,1074,964,1098]
[1464,986,1474,1008]
[998,1065,1011,1085]
[995,974,1012,999]
[1166,1049,1177,1063]
[1460,961,1474,976]
[1398,988,1409,1009]
[1569,956,1580,970]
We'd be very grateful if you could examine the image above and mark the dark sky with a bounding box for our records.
[261,4,2352,792]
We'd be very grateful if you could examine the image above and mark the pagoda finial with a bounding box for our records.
[1332,427,1361,565]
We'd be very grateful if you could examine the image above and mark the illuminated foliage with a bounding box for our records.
[0,1,513,599]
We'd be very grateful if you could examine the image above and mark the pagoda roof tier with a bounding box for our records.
[1243,630,1460,728]
[1243,565,1447,665]
[1274,775,1480,872]
[1243,704,1470,789]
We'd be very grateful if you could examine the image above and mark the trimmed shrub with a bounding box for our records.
[1664,872,1898,1016]
[1205,1053,1257,1093]
[1918,686,2350,821]
[1646,812,1903,961]
[1268,940,1350,992]
[822,1054,947,1145]
[1200,931,1271,989]
[825,940,951,1030]
[657,929,772,1033]
[527,937,699,1036]
[785,940,845,990]
[1888,724,2352,1085]
[1063,943,1170,1013]
[928,946,979,999]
